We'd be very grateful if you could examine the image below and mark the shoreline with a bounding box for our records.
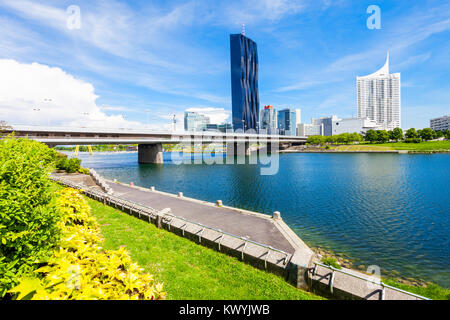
[64,149,450,155]
[311,246,432,288]
[97,170,445,290]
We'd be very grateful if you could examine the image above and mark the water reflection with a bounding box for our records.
[75,151,450,287]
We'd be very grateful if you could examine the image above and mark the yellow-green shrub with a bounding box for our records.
[0,136,60,296]
[9,188,166,300]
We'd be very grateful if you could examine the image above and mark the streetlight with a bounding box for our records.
[145,109,150,129]
[32,108,41,126]
[42,98,53,126]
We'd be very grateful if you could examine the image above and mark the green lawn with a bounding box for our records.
[332,145,393,151]
[86,197,323,300]
[382,278,449,300]
[362,140,450,151]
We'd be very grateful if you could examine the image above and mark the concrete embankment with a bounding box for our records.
[51,172,429,300]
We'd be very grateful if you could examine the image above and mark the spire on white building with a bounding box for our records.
[358,51,389,78]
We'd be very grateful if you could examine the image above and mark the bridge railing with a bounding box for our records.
[7,124,305,139]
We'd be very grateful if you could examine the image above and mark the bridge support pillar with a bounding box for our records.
[265,142,279,154]
[226,142,250,156]
[138,143,163,164]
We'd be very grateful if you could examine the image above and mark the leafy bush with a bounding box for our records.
[55,156,81,173]
[405,138,422,143]
[78,167,90,175]
[0,136,61,296]
[65,158,81,173]
[321,257,342,270]
[9,188,166,300]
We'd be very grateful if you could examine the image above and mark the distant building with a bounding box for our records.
[357,52,401,130]
[311,115,339,136]
[184,112,210,131]
[295,109,301,126]
[278,108,297,136]
[205,124,219,131]
[260,105,278,134]
[430,115,450,131]
[218,123,233,133]
[230,33,259,131]
[297,123,324,137]
[331,118,381,135]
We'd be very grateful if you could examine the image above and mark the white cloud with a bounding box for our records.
[185,107,231,124]
[0,59,144,129]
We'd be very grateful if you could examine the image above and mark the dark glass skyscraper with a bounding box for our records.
[230,33,259,131]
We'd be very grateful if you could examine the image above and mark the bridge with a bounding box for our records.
[4,125,307,164]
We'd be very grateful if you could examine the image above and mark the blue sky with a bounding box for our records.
[0,0,449,129]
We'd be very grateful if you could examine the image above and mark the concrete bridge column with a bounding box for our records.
[226,142,250,156]
[138,143,163,164]
[265,142,279,154]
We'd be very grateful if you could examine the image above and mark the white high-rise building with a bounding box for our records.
[357,52,401,130]
[295,109,301,126]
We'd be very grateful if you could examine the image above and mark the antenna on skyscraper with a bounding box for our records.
[242,24,245,35]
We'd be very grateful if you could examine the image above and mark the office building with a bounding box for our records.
[184,112,210,132]
[218,123,233,133]
[430,115,449,131]
[311,115,339,136]
[297,123,324,137]
[205,124,219,131]
[230,33,259,131]
[278,108,297,136]
[260,105,278,134]
[357,52,401,130]
[295,109,301,135]
[331,117,381,135]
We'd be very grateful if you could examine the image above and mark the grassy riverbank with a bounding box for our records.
[328,140,450,152]
[382,278,449,300]
[365,140,450,151]
[85,196,323,300]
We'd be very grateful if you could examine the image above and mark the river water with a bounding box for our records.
[74,151,450,287]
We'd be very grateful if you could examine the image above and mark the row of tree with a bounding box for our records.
[306,128,450,145]
[306,132,364,145]
[365,128,450,143]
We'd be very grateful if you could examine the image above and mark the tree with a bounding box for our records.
[391,127,403,141]
[349,132,363,143]
[417,129,423,140]
[435,130,444,139]
[306,135,325,145]
[388,130,394,141]
[325,135,339,144]
[419,128,434,141]
[365,129,378,143]
[377,130,389,143]
[405,128,418,139]
[337,133,351,144]
[442,130,450,140]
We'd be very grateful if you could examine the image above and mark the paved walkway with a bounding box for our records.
[54,173,295,253]
[105,181,295,253]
